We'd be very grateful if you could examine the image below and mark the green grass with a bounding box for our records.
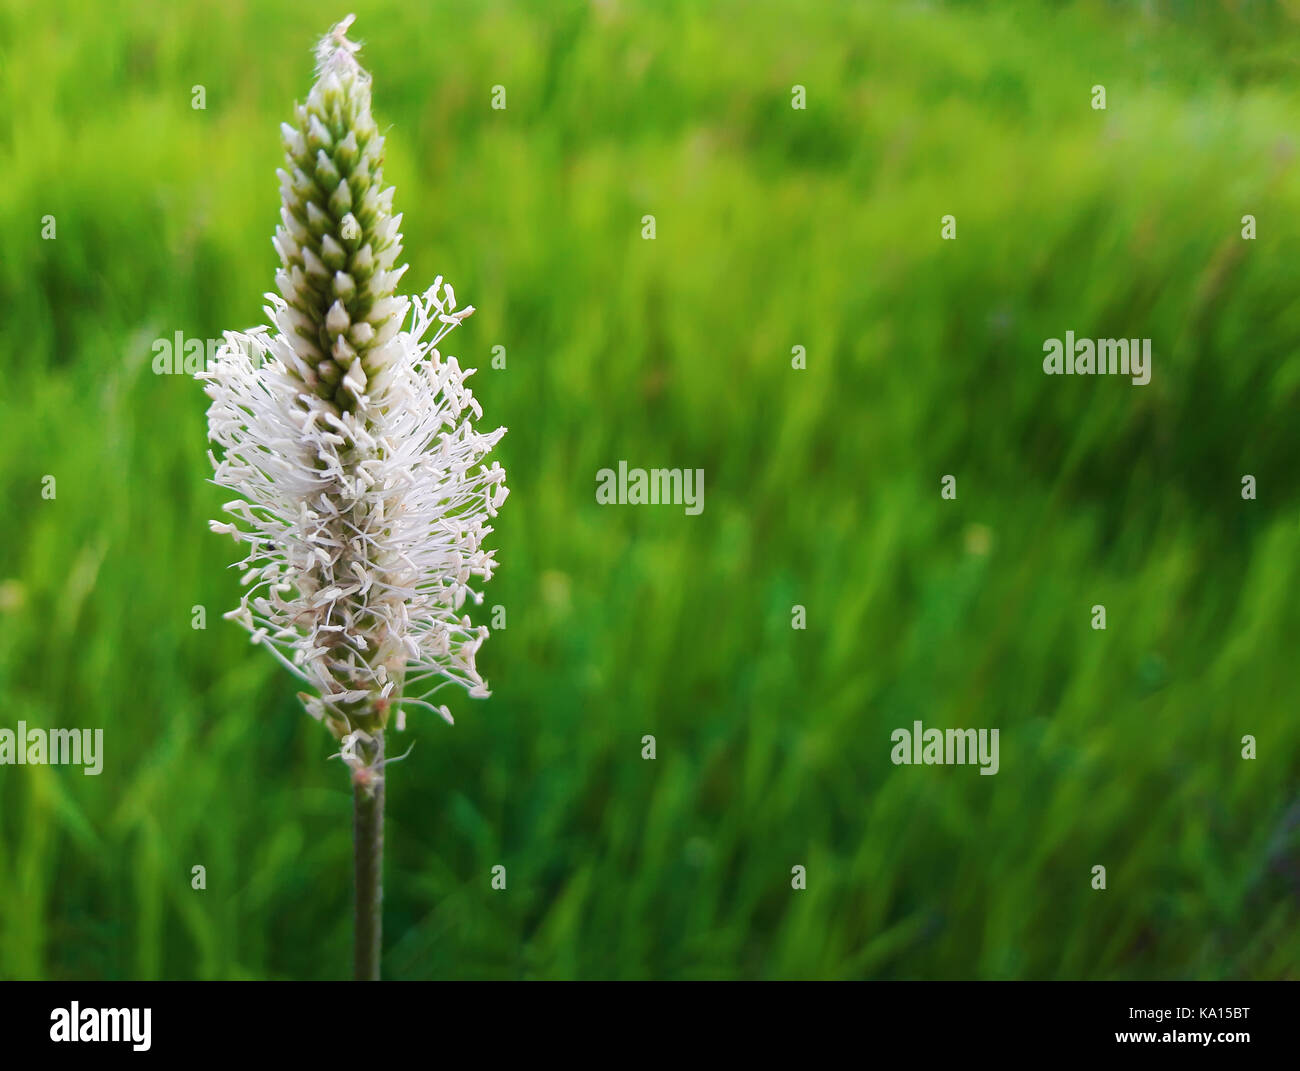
[1,0,1299,979]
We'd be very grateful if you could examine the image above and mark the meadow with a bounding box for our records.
[1,0,1299,979]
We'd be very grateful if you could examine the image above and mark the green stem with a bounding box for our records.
[352,730,384,980]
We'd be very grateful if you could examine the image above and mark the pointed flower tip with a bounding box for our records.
[315,13,362,74]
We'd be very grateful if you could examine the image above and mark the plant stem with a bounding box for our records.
[352,730,384,980]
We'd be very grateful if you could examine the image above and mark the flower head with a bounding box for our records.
[200,16,507,774]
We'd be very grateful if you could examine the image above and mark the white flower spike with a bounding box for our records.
[199,16,508,787]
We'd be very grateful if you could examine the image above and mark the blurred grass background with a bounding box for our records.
[2,0,1300,979]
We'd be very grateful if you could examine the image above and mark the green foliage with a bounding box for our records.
[0,0,1298,979]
